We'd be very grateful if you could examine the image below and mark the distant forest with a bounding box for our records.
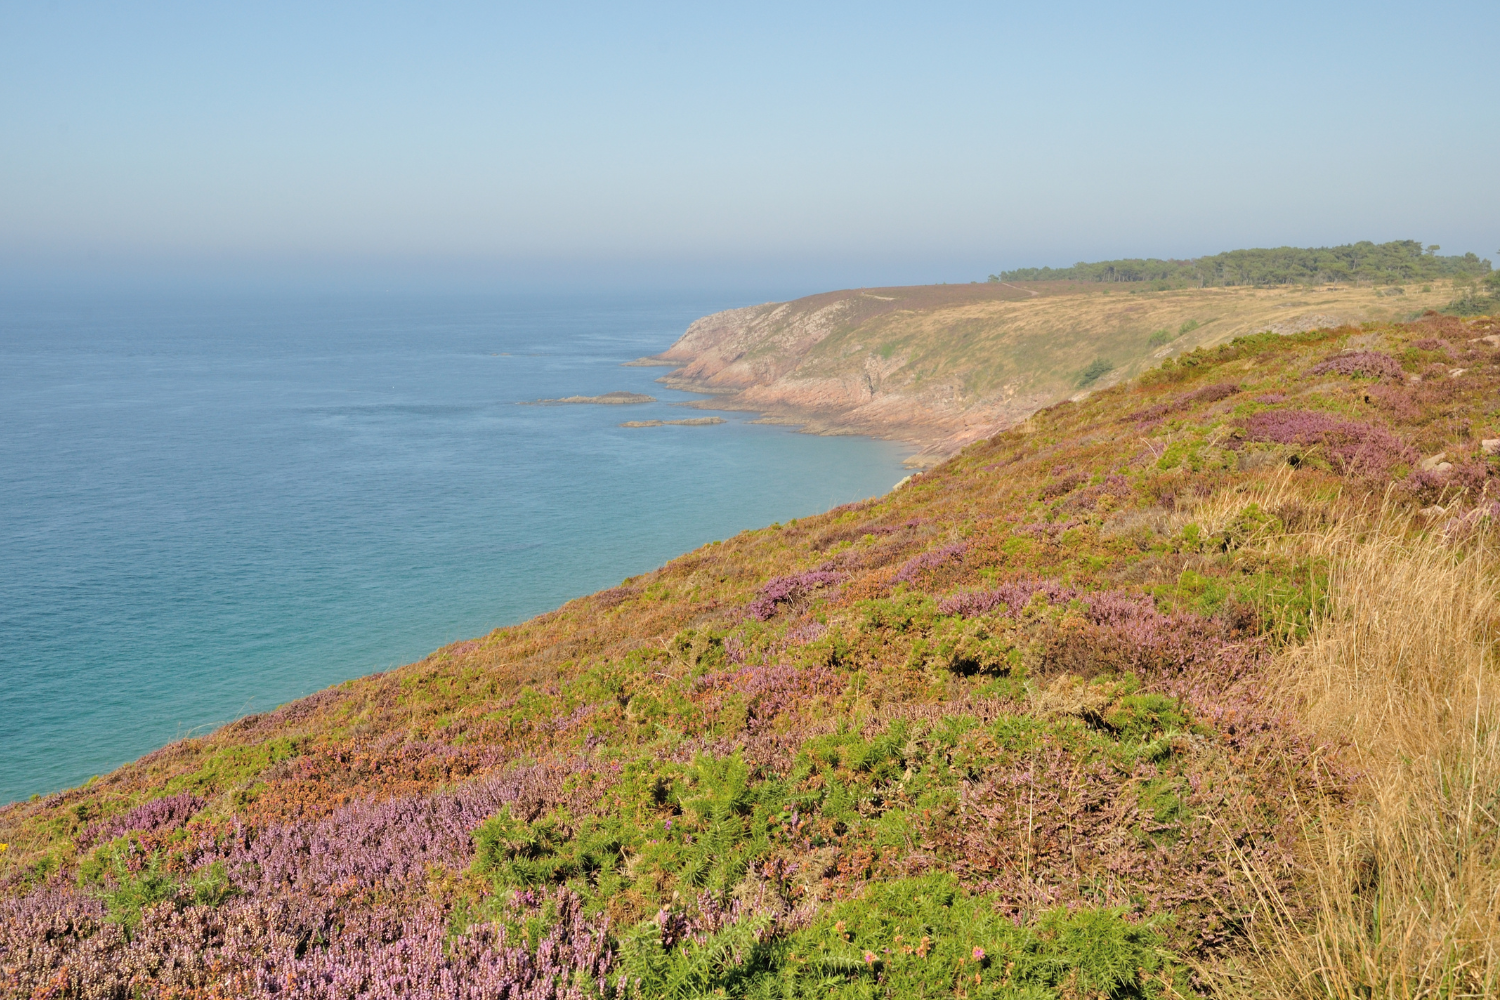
[993,240,1492,288]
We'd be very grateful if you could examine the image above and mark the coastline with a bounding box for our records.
[631,279,1465,467]
[0,292,912,805]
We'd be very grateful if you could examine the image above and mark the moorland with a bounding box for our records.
[4,248,1500,999]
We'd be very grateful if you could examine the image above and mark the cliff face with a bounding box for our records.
[646,279,1458,463]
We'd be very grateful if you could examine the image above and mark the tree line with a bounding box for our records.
[992,240,1492,287]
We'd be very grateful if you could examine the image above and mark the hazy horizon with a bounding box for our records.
[3,2,1496,295]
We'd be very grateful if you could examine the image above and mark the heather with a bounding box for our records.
[1306,350,1406,381]
[1238,408,1415,477]
[5,310,1500,998]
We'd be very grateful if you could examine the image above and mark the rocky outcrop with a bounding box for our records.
[520,391,655,406]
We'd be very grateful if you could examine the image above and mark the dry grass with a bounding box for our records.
[1167,465,1309,538]
[1224,512,1500,999]
[800,280,1461,400]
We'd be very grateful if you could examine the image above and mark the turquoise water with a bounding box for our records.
[0,292,910,803]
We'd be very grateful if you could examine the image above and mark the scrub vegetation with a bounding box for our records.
[4,309,1500,998]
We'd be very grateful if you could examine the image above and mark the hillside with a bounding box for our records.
[642,278,1463,464]
[5,310,1500,998]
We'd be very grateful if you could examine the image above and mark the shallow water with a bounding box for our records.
[0,291,910,802]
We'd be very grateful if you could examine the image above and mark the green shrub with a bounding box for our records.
[858,591,936,634]
[929,616,1020,676]
[1077,358,1115,387]
[188,860,235,907]
[83,848,181,933]
[473,805,631,888]
[613,874,1179,998]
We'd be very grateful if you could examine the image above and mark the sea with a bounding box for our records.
[0,291,910,803]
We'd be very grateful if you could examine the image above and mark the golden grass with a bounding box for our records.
[1167,465,1309,537]
[802,280,1463,401]
[1224,511,1500,999]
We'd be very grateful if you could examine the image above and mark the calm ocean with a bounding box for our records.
[0,291,909,803]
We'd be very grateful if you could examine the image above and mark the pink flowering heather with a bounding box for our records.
[782,620,828,645]
[745,570,845,621]
[0,766,616,999]
[892,542,967,584]
[937,578,1078,618]
[694,662,844,730]
[80,792,205,848]
[1130,382,1240,424]
[1241,408,1414,476]
[253,889,618,1000]
[1308,350,1405,380]
[939,578,1260,692]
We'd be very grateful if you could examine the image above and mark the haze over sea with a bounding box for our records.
[0,292,909,803]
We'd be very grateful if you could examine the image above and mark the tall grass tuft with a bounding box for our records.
[1232,515,1500,999]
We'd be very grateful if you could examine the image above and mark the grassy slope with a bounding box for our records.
[661,280,1462,460]
[791,282,1460,395]
[4,310,1500,998]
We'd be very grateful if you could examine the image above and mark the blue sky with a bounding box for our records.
[2,1,1496,293]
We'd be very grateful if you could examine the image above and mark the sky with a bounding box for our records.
[1,1,1496,294]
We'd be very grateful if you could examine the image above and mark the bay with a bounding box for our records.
[0,291,909,803]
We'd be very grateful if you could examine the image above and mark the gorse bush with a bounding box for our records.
[93,850,180,932]
[468,716,1197,998]
[461,700,1215,994]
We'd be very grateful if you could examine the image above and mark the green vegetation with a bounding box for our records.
[618,875,1177,999]
[993,239,1492,287]
[1446,269,1500,316]
[76,837,236,934]
[468,707,1195,997]
[1076,357,1114,386]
